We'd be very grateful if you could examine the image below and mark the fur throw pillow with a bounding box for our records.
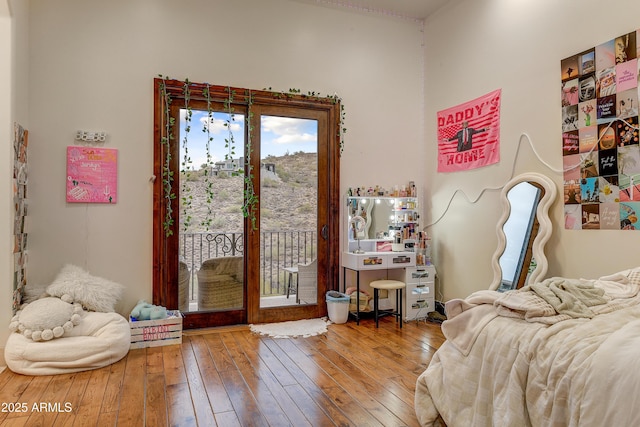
[46,264,125,313]
[9,296,83,341]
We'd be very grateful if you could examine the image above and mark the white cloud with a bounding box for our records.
[262,116,317,145]
[275,133,316,144]
[199,116,242,134]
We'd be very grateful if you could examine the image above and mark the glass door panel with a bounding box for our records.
[259,116,318,308]
[178,107,246,315]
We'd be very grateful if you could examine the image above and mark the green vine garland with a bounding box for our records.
[181,79,193,231]
[243,90,258,230]
[158,76,176,237]
[200,84,215,230]
[223,86,237,161]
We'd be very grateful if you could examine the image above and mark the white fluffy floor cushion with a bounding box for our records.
[5,311,131,375]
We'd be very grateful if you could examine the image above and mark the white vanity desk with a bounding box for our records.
[342,250,416,324]
[344,191,434,324]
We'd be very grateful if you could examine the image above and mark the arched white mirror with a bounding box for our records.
[489,173,557,292]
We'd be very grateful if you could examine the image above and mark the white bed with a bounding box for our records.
[415,268,640,427]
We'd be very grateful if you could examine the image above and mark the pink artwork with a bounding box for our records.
[437,89,501,173]
[66,146,117,203]
[616,58,638,93]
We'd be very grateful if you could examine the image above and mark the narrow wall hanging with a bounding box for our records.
[13,123,28,311]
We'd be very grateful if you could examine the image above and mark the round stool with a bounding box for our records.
[369,279,406,328]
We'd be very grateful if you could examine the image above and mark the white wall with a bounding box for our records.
[424,0,640,300]
[0,0,12,366]
[1,0,28,366]
[22,0,425,319]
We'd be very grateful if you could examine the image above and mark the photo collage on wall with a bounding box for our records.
[562,29,640,230]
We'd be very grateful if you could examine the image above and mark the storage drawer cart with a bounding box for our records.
[403,265,435,322]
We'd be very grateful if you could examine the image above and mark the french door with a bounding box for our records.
[247,104,331,324]
[153,79,341,329]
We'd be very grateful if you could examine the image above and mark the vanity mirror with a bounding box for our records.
[489,173,557,292]
[348,198,375,239]
[346,197,418,239]
[349,215,366,254]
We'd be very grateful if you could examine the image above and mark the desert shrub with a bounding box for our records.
[225,205,242,214]
[262,178,279,188]
[182,170,202,182]
[209,217,227,229]
[278,169,292,182]
[297,203,314,214]
[216,189,230,201]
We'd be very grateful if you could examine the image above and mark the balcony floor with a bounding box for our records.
[185,293,312,312]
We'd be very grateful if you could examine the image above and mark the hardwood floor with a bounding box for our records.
[0,317,444,426]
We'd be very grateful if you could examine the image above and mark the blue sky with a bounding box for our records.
[179,109,318,169]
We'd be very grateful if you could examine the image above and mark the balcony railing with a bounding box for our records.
[180,230,316,301]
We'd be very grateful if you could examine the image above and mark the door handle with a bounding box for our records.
[321,224,328,240]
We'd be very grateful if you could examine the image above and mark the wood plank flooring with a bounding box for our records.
[0,316,445,426]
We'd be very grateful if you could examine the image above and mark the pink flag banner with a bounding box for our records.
[437,89,501,172]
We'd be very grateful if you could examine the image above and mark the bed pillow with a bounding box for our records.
[46,264,125,313]
[9,296,83,341]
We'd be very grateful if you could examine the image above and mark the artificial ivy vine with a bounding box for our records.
[181,79,193,232]
[159,76,176,237]
[200,84,215,231]
[339,103,347,155]
[222,86,258,230]
[243,90,258,230]
[223,86,237,161]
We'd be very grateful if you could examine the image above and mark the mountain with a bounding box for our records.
[179,152,318,234]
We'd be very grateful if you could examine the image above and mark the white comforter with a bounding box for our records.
[415,272,640,427]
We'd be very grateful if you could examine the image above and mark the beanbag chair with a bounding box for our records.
[5,311,131,375]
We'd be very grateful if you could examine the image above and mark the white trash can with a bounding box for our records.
[326,291,350,324]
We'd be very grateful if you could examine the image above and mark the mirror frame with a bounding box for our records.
[489,173,557,291]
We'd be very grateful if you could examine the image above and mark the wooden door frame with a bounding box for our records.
[153,78,340,328]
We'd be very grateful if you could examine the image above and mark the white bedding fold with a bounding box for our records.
[528,277,606,318]
[441,290,498,356]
